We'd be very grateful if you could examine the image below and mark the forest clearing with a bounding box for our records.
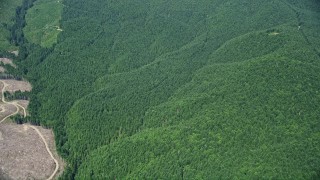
[0,60,63,179]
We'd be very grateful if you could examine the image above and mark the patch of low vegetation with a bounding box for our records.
[23,0,63,47]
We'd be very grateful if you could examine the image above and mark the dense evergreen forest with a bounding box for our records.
[0,0,22,50]
[1,0,320,179]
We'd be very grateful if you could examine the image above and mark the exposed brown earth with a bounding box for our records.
[0,168,11,180]
[16,100,29,115]
[0,58,16,68]
[0,60,64,179]
[2,80,32,93]
[0,81,29,121]
[0,66,5,73]
[0,122,65,180]
[0,122,57,179]
[0,103,17,123]
[9,51,19,57]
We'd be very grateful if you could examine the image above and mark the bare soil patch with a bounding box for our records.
[0,58,16,68]
[37,125,65,178]
[9,51,19,57]
[0,122,64,180]
[0,103,17,121]
[0,168,11,180]
[0,66,5,73]
[15,100,29,115]
[0,105,4,112]
[15,100,29,109]
[2,80,32,93]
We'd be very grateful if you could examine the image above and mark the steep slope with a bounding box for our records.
[20,0,320,178]
[77,25,320,180]
[64,0,295,162]
[0,0,22,50]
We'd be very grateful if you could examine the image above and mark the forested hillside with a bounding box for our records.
[7,0,320,178]
[0,0,22,50]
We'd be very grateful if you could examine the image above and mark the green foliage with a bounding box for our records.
[0,0,22,23]
[11,114,26,124]
[0,0,22,50]
[4,90,29,101]
[0,24,14,50]
[23,0,63,47]
[8,0,320,178]
[77,26,320,179]
[9,0,37,46]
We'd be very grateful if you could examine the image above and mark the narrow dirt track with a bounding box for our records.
[0,80,59,180]
[29,126,60,180]
[0,80,19,124]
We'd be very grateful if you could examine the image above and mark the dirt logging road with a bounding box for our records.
[0,80,19,124]
[29,126,60,180]
[0,80,60,180]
